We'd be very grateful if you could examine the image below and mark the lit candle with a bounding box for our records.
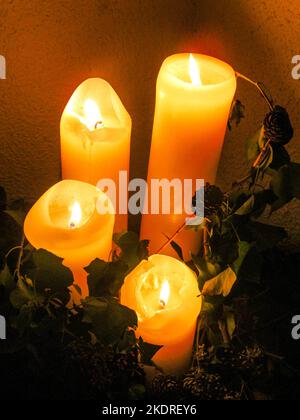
[60,78,131,233]
[141,54,237,259]
[24,180,115,298]
[121,254,202,375]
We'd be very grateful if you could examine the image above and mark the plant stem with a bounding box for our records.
[15,234,25,279]
[156,221,186,255]
[203,221,209,258]
[252,138,272,169]
[236,72,274,111]
[218,319,231,345]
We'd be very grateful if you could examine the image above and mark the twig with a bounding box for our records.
[252,138,272,170]
[15,234,25,280]
[236,72,274,111]
[203,221,210,258]
[218,319,231,345]
[156,221,186,255]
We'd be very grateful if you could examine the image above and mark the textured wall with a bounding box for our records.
[0,0,299,244]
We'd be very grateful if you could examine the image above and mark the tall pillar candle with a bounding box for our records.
[141,54,236,259]
[24,180,115,298]
[121,254,202,375]
[60,78,131,233]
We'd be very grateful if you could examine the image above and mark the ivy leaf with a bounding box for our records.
[192,255,220,291]
[16,304,34,336]
[10,277,36,309]
[247,127,264,162]
[224,306,236,340]
[228,100,245,130]
[26,249,73,293]
[139,338,162,366]
[129,384,146,401]
[232,241,255,276]
[86,259,128,298]
[5,198,27,227]
[269,144,291,170]
[202,267,237,298]
[247,221,287,251]
[235,195,255,216]
[170,241,184,261]
[82,297,138,346]
[270,165,293,212]
[0,264,15,292]
[114,232,149,271]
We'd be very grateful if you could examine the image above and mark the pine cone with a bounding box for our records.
[215,346,238,369]
[152,374,180,399]
[236,345,266,379]
[193,183,224,218]
[264,105,293,145]
[183,369,227,400]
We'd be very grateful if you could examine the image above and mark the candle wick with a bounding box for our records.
[159,299,166,309]
[69,222,76,229]
[95,120,104,130]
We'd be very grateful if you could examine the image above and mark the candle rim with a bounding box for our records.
[24,180,115,253]
[160,52,236,91]
[61,77,132,132]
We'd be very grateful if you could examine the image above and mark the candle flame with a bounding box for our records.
[189,54,202,86]
[160,280,170,308]
[83,99,104,131]
[69,201,82,229]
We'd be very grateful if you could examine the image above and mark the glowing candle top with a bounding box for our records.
[61,78,131,146]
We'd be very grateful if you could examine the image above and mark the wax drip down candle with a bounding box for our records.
[121,254,202,376]
[24,180,115,298]
[141,54,237,260]
[60,78,131,233]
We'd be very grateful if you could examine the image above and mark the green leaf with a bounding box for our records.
[270,165,293,212]
[0,264,15,291]
[235,247,263,285]
[247,221,287,251]
[5,198,27,226]
[114,232,149,271]
[192,255,220,291]
[139,338,162,366]
[81,296,108,323]
[82,297,138,346]
[16,304,34,336]
[27,249,73,293]
[235,195,255,216]
[4,209,26,227]
[232,241,255,275]
[202,267,237,298]
[86,259,128,298]
[128,384,146,401]
[269,144,291,170]
[247,127,264,162]
[228,100,245,130]
[224,307,236,340]
[10,278,36,309]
